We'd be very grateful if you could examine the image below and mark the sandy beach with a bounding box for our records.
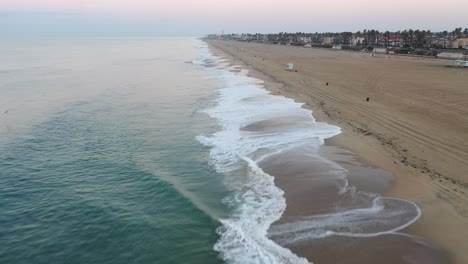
[206,40,468,263]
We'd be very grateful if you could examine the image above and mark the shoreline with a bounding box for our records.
[205,39,468,263]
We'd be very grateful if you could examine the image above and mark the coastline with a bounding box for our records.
[205,39,468,263]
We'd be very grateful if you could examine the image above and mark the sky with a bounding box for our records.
[1,0,468,36]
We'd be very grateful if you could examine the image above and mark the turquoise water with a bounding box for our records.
[0,38,226,264]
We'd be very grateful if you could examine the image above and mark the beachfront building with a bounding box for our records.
[453,37,468,49]
[297,36,312,44]
[351,37,365,46]
[323,36,335,44]
[376,35,387,46]
[432,37,452,49]
[388,35,402,47]
[206,27,467,53]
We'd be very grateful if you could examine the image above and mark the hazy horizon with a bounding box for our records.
[2,1,468,37]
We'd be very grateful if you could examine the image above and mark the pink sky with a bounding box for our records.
[2,0,467,35]
[4,0,468,19]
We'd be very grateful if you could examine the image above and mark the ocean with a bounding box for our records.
[0,38,226,264]
[0,37,450,264]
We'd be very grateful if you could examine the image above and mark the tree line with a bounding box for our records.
[221,27,468,48]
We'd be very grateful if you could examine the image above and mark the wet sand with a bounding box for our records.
[260,145,393,217]
[259,145,450,263]
[206,40,468,263]
[292,234,450,264]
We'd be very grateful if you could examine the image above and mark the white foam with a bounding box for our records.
[196,72,340,173]
[213,158,309,264]
[268,197,422,245]
[194,40,340,263]
[194,40,422,264]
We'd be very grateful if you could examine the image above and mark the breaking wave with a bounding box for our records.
[193,40,422,264]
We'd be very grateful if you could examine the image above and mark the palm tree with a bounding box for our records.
[363,29,368,46]
[384,31,391,47]
[415,30,427,48]
[402,30,409,47]
[454,27,462,38]
[408,29,414,47]
[369,29,375,45]
[414,30,420,47]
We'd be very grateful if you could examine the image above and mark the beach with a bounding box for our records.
[206,39,468,263]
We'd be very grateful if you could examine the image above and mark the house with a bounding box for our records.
[297,36,312,44]
[453,37,468,49]
[351,37,365,46]
[432,38,452,49]
[389,35,402,47]
[377,35,387,46]
[323,36,335,44]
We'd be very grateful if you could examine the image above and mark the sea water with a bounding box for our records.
[0,37,225,264]
[0,37,436,264]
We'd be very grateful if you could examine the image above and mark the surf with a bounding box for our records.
[194,40,423,264]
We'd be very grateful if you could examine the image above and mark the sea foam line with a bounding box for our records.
[193,39,422,264]
[193,40,340,263]
[212,157,310,264]
[268,196,422,246]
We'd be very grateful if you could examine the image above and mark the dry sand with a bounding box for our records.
[206,40,468,263]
